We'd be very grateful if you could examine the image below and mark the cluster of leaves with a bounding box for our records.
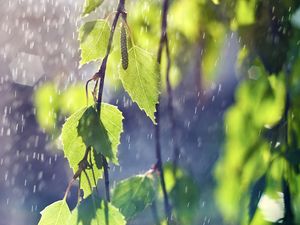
[35,83,201,224]
[36,0,160,223]
[214,1,300,224]
[35,0,202,224]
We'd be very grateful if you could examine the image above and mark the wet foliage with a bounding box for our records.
[1,0,300,224]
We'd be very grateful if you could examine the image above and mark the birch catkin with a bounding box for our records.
[120,23,128,70]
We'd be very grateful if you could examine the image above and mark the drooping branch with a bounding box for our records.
[96,0,125,111]
[155,0,172,223]
[95,0,126,202]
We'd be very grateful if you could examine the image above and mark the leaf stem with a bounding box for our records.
[64,178,75,200]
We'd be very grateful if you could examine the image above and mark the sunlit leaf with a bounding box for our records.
[61,107,103,197]
[61,103,123,197]
[78,106,114,159]
[82,0,104,16]
[79,20,110,66]
[112,175,155,219]
[119,46,160,123]
[38,200,71,225]
[106,49,122,89]
[100,103,124,164]
[68,194,126,225]
[78,104,124,163]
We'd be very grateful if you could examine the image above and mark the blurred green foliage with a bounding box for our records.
[112,175,156,220]
[215,65,285,223]
[159,164,201,225]
[34,0,300,224]
[34,83,87,134]
[214,1,300,225]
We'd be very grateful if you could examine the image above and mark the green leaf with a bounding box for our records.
[112,175,155,219]
[100,103,124,164]
[77,104,124,163]
[62,107,103,197]
[68,195,126,225]
[249,174,267,224]
[38,200,71,225]
[78,107,114,159]
[61,104,123,196]
[82,0,104,16]
[119,46,160,124]
[79,20,110,66]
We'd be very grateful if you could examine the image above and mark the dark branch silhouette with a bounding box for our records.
[155,0,172,223]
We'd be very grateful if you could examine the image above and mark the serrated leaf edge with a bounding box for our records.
[112,175,155,219]
[81,0,105,17]
[118,46,160,124]
[102,103,124,164]
[40,200,70,225]
[78,19,110,68]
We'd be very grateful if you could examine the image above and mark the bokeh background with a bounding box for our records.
[1,0,300,224]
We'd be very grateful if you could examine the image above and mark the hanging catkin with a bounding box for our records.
[120,23,128,70]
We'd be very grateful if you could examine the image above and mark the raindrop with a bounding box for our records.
[4,171,8,181]
[37,171,43,180]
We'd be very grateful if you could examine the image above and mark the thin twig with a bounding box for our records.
[164,36,179,176]
[102,155,110,201]
[155,0,172,223]
[83,169,94,195]
[95,0,126,203]
[77,174,82,205]
[64,178,75,200]
[89,149,99,193]
[65,146,92,201]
